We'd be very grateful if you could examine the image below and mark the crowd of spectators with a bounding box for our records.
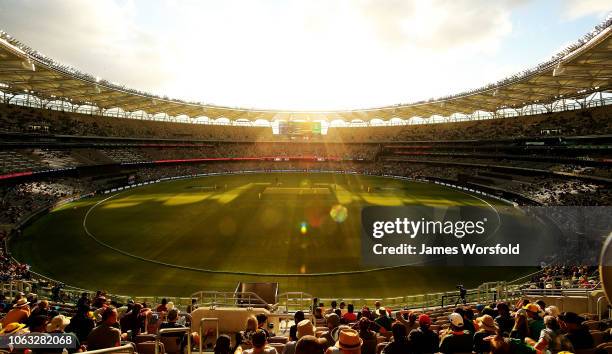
[0,178,91,225]
[1,102,611,143]
[527,266,600,290]
[0,230,29,281]
[0,291,199,353]
[1,288,609,354]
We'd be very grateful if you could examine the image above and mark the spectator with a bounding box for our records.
[238,315,259,346]
[473,315,497,354]
[256,313,271,337]
[523,304,545,340]
[295,335,325,354]
[29,300,51,320]
[558,312,594,350]
[452,307,475,334]
[342,304,357,323]
[494,303,513,336]
[439,313,473,354]
[373,302,382,317]
[381,322,410,354]
[1,297,30,326]
[325,328,362,354]
[373,309,392,333]
[530,315,573,353]
[241,329,276,354]
[545,305,560,318]
[156,298,168,312]
[26,314,48,333]
[395,310,418,335]
[186,298,198,313]
[408,314,439,354]
[66,304,95,343]
[510,311,530,341]
[76,292,90,309]
[321,313,341,349]
[160,309,190,353]
[46,314,81,354]
[325,301,338,315]
[120,302,144,336]
[86,307,121,350]
[358,307,374,321]
[489,334,535,354]
[0,322,27,335]
[284,319,315,354]
[290,311,306,341]
[356,318,377,354]
[214,334,232,354]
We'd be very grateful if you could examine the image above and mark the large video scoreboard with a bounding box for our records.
[278,121,322,136]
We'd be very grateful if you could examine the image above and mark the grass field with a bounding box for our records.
[11,172,533,298]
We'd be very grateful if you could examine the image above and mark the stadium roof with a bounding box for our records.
[0,17,611,123]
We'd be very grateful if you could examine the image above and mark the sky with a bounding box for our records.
[0,0,610,111]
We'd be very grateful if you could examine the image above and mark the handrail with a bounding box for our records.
[190,291,268,308]
[83,344,134,354]
[156,327,191,354]
[198,317,219,354]
[596,296,609,320]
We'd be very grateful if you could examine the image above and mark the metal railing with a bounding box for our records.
[156,327,191,354]
[85,344,134,354]
[275,292,314,313]
[198,317,219,354]
[190,291,268,308]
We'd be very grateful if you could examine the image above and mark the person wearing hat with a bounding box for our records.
[381,322,411,354]
[325,328,362,354]
[44,315,81,354]
[473,314,498,354]
[0,322,27,335]
[510,310,530,342]
[1,297,30,327]
[320,313,341,349]
[439,313,473,354]
[284,319,316,354]
[558,312,594,350]
[523,303,545,340]
[408,314,439,354]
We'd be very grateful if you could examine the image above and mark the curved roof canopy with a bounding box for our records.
[0,18,611,122]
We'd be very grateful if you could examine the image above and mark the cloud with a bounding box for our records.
[356,0,524,53]
[0,0,581,111]
[0,0,174,91]
[561,0,611,20]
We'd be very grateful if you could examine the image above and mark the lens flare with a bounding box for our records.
[300,221,308,234]
[330,204,348,223]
